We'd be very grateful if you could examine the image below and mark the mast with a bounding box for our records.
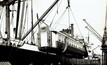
[0,0,16,45]
[6,5,10,46]
[31,0,35,45]
[15,0,21,39]
[22,0,59,40]
[19,0,26,40]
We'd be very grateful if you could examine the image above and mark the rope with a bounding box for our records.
[42,0,62,27]
[10,5,16,41]
[52,9,67,29]
[50,0,62,27]
[67,7,70,29]
[50,10,57,27]
[22,1,28,41]
[69,8,84,39]
[43,3,57,22]
[24,0,63,42]
[56,0,63,14]
[31,0,36,44]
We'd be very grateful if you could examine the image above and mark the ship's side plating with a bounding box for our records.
[37,24,88,59]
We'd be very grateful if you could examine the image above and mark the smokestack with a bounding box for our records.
[71,24,74,37]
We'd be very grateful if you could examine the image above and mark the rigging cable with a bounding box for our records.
[10,4,16,40]
[22,1,28,37]
[15,0,21,39]
[43,3,57,23]
[22,0,29,42]
[67,0,70,29]
[68,7,70,29]
[39,0,62,27]
[50,0,62,27]
[21,0,60,40]
[49,9,58,27]
[69,8,84,39]
[53,9,67,29]
[19,0,26,40]
[31,0,35,45]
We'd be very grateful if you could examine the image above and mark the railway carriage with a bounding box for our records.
[37,25,88,59]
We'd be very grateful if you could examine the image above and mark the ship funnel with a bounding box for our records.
[70,24,74,37]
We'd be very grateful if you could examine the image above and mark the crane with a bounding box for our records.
[83,19,102,42]
[83,19,102,61]
[85,26,102,42]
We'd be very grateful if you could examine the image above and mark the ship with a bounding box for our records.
[0,0,88,65]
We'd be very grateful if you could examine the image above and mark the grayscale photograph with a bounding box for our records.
[0,0,106,65]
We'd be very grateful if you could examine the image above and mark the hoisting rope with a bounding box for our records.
[67,0,71,29]
[49,10,58,27]
[53,9,67,29]
[42,1,59,24]
[28,0,63,41]
[31,0,36,45]
[26,0,62,43]
[22,0,28,41]
[10,4,16,40]
[50,0,84,40]
[69,8,84,39]
[50,0,62,27]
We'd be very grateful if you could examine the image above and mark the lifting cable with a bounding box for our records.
[31,0,35,45]
[53,9,67,29]
[50,10,58,27]
[68,7,70,29]
[67,0,71,29]
[42,3,58,24]
[10,4,16,40]
[23,1,37,45]
[52,0,71,30]
[38,0,62,28]
[50,0,62,27]
[22,0,28,41]
[69,8,84,39]
[10,4,15,26]
[19,0,26,40]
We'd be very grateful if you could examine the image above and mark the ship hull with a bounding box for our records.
[40,41,88,59]
[0,45,74,65]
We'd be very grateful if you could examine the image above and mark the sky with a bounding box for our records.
[32,0,107,54]
[0,0,106,55]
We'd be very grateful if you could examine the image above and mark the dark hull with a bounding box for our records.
[58,42,88,58]
[39,41,88,59]
[0,45,74,65]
